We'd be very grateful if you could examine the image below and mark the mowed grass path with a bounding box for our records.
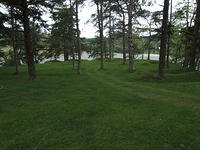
[0,60,200,150]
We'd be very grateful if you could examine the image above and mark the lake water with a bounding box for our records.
[0,52,160,67]
[41,52,160,64]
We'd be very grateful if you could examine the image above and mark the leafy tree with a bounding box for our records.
[113,0,127,64]
[0,0,62,80]
[189,0,200,69]
[94,0,104,69]
[173,0,196,68]
[50,5,75,61]
[0,5,19,72]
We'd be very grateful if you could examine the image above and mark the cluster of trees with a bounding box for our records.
[0,0,62,79]
[0,0,199,80]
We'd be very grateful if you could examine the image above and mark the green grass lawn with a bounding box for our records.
[0,59,200,150]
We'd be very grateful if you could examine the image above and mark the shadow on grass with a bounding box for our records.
[133,68,200,83]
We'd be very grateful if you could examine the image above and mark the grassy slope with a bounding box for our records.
[0,59,200,150]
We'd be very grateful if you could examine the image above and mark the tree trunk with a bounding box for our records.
[70,0,75,70]
[183,43,190,67]
[22,0,36,80]
[111,19,115,59]
[97,1,104,69]
[166,36,170,67]
[183,0,190,68]
[72,52,76,69]
[127,1,134,72]
[189,0,200,69]
[147,22,152,60]
[175,47,180,64]
[158,0,169,79]
[166,0,173,67]
[100,1,104,69]
[64,50,69,61]
[108,0,112,60]
[11,5,19,74]
[75,0,81,74]
[186,0,190,28]
[122,13,126,64]
[104,39,107,59]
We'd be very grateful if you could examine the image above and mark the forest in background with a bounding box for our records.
[0,0,199,80]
